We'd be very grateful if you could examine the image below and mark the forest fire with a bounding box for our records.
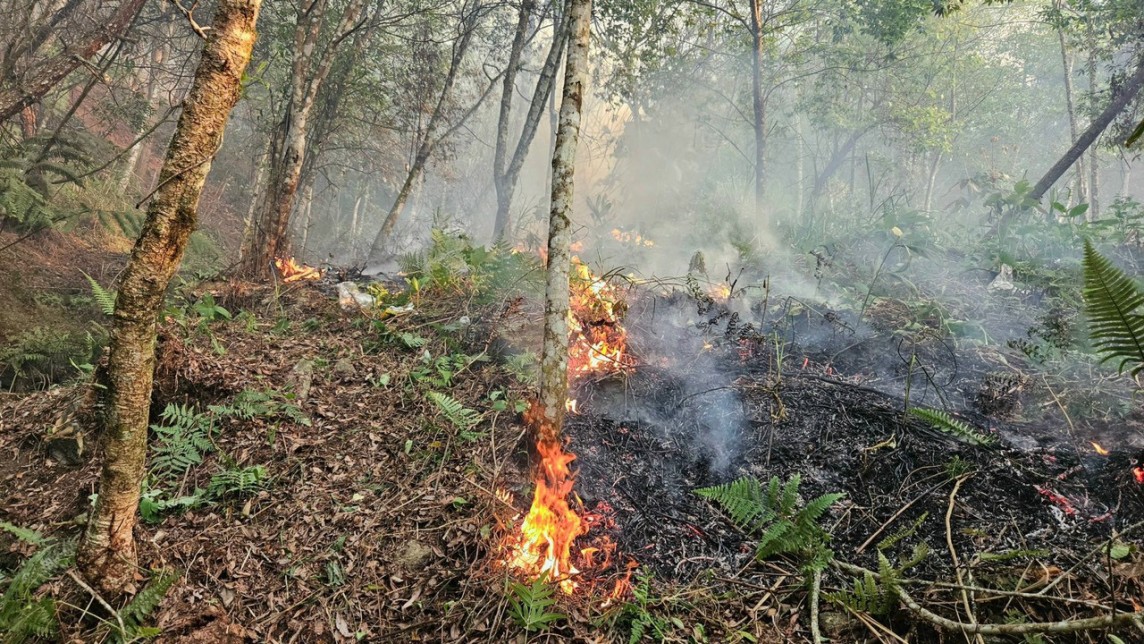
[505,435,586,593]
[274,257,321,282]
[504,260,634,594]
[568,259,633,377]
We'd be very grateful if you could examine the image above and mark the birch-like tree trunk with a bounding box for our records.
[1087,45,1100,220]
[366,8,481,261]
[240,0,365,279]
[537,0,590,442]
[78,0,261,596]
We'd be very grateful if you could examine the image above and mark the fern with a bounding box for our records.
[81,271,116,315]
[208,465,267,498]
[696,475,843,572]
[507,576,566,632]
[1082,239,1144,375]
[109,569,179,642]
[427,391,482,429]
[0,538,75,642]
[909,407,996,446]
[0,522,46,547]
[150,403,216,482]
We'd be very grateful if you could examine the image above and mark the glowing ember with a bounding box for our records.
[708,283,732,301]
[1135,467,1144,485]
[506,437,586,593]
[274,257,321,282]
[1091,441,1110,456]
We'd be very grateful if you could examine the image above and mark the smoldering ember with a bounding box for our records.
[5,2,1144,643]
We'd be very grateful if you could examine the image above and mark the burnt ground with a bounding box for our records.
[1,279,1144,642]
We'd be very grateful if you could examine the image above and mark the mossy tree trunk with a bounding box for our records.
[78,0,262,596]
[537,0,591,444]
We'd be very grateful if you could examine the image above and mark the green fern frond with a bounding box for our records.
[696,475,843,571]
[1082,239,1144,375]
[208,465,267,498]
[81,271,116,315]
[427,391,482,429]
[0,521,46,546]
[909,407,995,446]
[112,569,179,642]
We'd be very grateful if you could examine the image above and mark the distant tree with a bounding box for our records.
[78,0,262,596]
[239,0,368,279]
[0,0,149,122]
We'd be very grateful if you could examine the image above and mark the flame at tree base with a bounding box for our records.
[506,437,586,593]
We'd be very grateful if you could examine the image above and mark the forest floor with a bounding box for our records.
[2,271,1144,642]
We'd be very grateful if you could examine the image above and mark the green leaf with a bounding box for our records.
[1082,239,1144,375]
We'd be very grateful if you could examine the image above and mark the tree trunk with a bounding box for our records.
[492,0,536,239]
[1030,56,1144,204]
[0,0,148,122]
[367,11,480,261]
[492,0,570,243]
[118,37,168,194]
[749,0,767,228]
[78,0,260,596]
[1087,45,1099,220]
[240,0,365,279]
[1058,25,1086,205]
[538,0,590,441]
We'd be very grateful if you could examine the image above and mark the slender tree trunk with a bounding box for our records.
[492,0,535,239]
[1058,25,1086,205]
[1030,56,1144,203]
[0,0,148,122]
[749,0,767,228]
[1088,45,1100,220]
[538,0,590,441]
[368,12,479,260]
[240,0,365,279]
[119,37,167,194]
[78,0,260,596]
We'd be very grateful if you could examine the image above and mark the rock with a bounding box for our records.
[45,426,84,466]
[395,540,433,570]
[334,358,356,377]
[288,359,315,402]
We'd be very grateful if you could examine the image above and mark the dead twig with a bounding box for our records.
[66,570,126,636]
[833,560,1144,636]
[945,475,982,643]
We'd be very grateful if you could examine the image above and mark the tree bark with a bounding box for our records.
[493,4,570,243]
[77,0,261,596]
[240,0,365,279]
[492,0,536,238]
[1029,56,1144,204]
[538,0,590,442]
[0,0,148,122]
[1057,24,1085,205]
[749,0,767,228]
[1087,45,1099,220]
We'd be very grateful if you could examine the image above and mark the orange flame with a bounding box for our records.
[274,257,321,282]
[1135,467,1144,485]
[568,260,632,377]
[1091,441,1110,456]
[506,437,586,593]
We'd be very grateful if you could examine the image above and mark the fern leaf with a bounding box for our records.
[427,391,482,429]
[909,407,995,446]
[1082,239,1144,375]
[0,521,46,546]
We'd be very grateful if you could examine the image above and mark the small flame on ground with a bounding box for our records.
[274,257,321,282]
[610,228,655,247]
[566,398,579,414]
[505,437,586,593]
[1134,466,1144,485]
[1091,441,1110,456]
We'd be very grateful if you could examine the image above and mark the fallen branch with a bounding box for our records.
[832,561,1144,636]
